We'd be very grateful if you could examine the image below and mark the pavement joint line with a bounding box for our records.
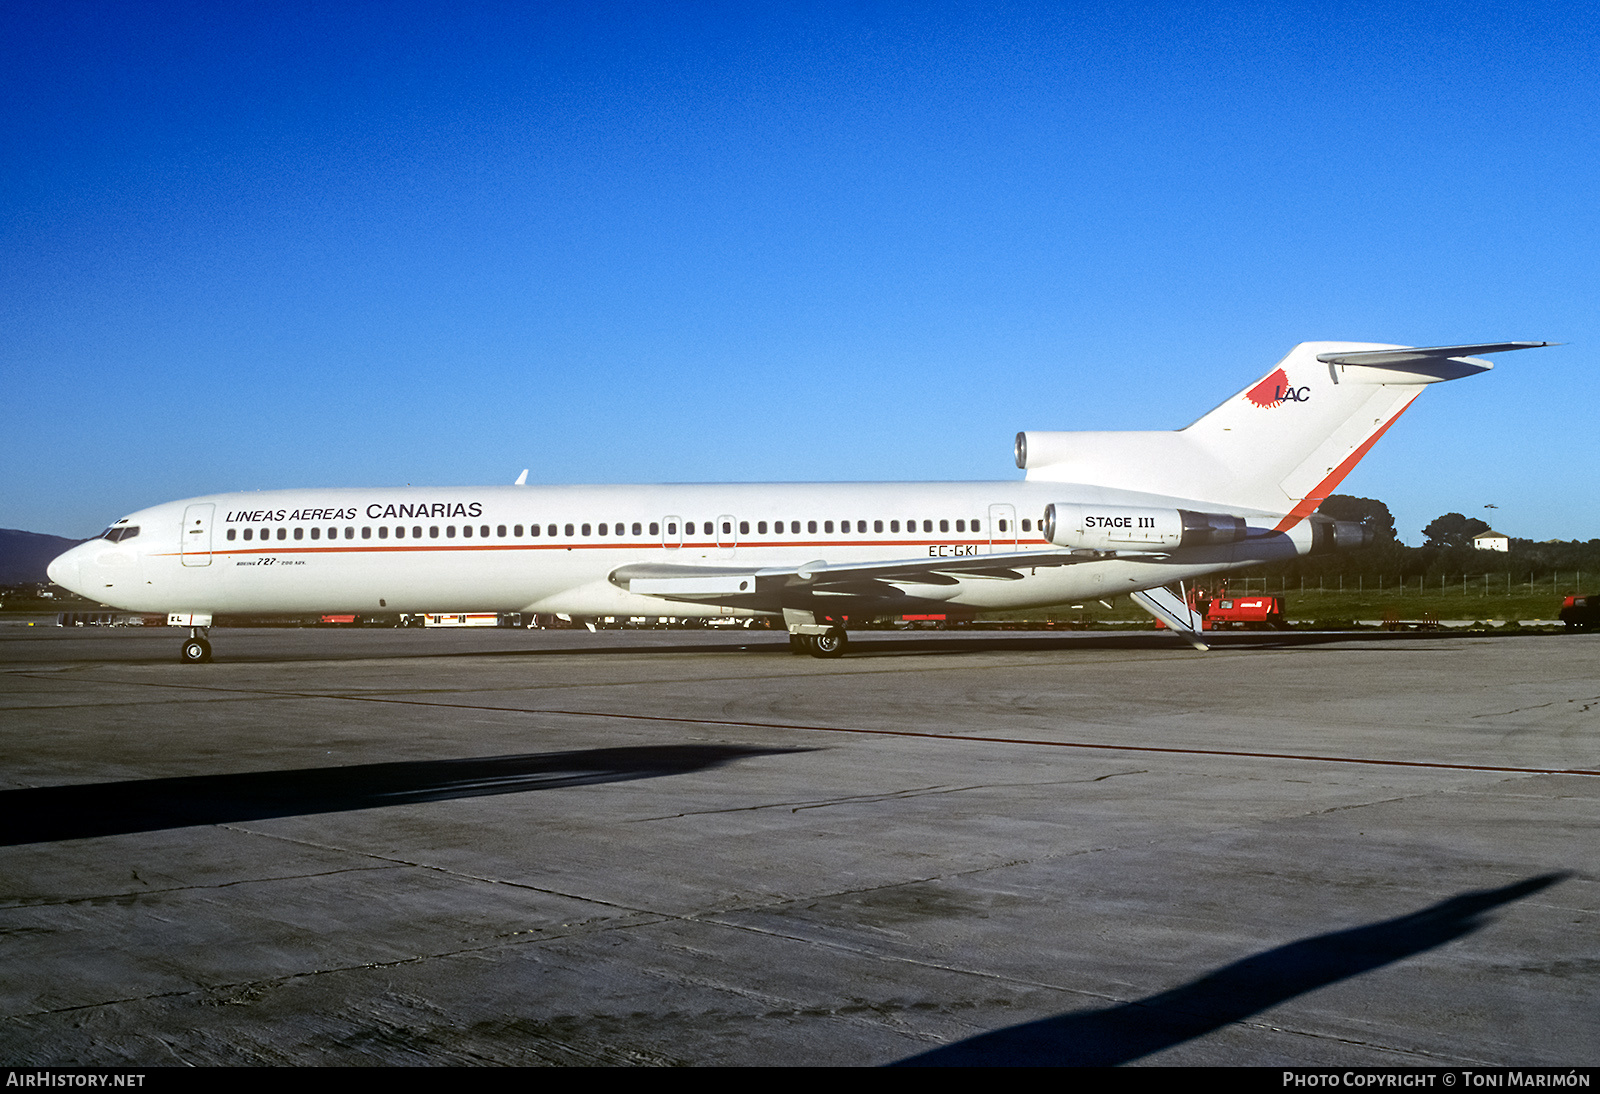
[1472,694,1600,719]
[1222,1019,1498,1065]
[13,671,1597,778]
[214,823,661,916]
[628,773,1150,821]
[184,689,1600,779]
[2,860,1113,1028]
[0,863,406,909]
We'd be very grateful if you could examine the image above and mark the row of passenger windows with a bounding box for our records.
[224,517,1038,543]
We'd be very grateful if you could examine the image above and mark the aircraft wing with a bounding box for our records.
[609,547,1164,602]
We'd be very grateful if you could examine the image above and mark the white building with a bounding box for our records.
[1473,530,1510,552]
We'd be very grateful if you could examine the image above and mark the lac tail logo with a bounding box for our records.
[1245,368,1310,408]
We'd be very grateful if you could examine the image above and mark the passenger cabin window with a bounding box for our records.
[295,527,304,540]
[808,521,817,534]
[344,527,354,539]
[362,527,372,539]
[446,526,456,538]
[377,527,387,539]
[227,529,236,541]
[1022,519,1032,532]
[462,525,472,538]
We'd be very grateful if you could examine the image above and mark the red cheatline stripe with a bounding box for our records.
[1273,395,1418,533]
[157,538,1055,559]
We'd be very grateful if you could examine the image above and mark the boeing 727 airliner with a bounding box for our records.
[47,340,1552,661]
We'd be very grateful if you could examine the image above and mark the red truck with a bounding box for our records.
[1560,594,1598,630]
[1155,587,1289,630]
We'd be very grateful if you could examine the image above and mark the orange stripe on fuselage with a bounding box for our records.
[157,538,1056,559]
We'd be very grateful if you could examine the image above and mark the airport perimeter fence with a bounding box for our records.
[1225,571,1588,598]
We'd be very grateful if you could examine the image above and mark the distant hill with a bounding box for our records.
[0,529,87,584]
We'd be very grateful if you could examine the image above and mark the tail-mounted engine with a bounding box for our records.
[1308,517,1373,554]
[1042,503,1246,552]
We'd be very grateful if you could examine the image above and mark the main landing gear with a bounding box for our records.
[180,628,212,664]
[788,628,848,658]
[784,609,848,658]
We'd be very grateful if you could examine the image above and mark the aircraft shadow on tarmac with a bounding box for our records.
[894,872,1567,1067]
[0,744,807,845]
[450,630,1416,662]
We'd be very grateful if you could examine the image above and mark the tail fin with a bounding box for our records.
[1018,341,1550,525]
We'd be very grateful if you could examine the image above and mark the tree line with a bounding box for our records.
[1242,495,1600,586]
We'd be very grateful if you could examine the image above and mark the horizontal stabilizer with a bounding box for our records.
[1315,342,1554,368]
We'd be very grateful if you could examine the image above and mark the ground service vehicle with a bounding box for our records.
[1559,594,1598,630]
[1204,594,1288,630]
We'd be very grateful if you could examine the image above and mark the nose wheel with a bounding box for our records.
[180,630,212,664]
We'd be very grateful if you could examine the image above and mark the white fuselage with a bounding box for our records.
[47,480,1310,619]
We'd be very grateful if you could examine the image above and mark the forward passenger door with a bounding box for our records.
[181,504,214,567]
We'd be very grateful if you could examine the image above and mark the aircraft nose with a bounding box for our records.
[47,545,85,596]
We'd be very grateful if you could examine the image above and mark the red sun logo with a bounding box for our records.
[1245,368,1290,408]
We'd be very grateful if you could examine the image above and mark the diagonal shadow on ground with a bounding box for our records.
[0,744,807,845]
[895,872,1568,1066]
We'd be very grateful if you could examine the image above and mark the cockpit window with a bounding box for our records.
[101,526,140,543]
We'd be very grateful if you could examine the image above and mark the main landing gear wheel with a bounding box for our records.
[180,637,212,664]
[807,628,848,658]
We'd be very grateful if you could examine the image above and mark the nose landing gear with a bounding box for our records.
[180,628,212,664]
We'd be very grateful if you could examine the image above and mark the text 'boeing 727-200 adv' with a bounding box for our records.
[47,340,1554,662]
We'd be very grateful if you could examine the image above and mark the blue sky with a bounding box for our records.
[4,1,1596,543]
